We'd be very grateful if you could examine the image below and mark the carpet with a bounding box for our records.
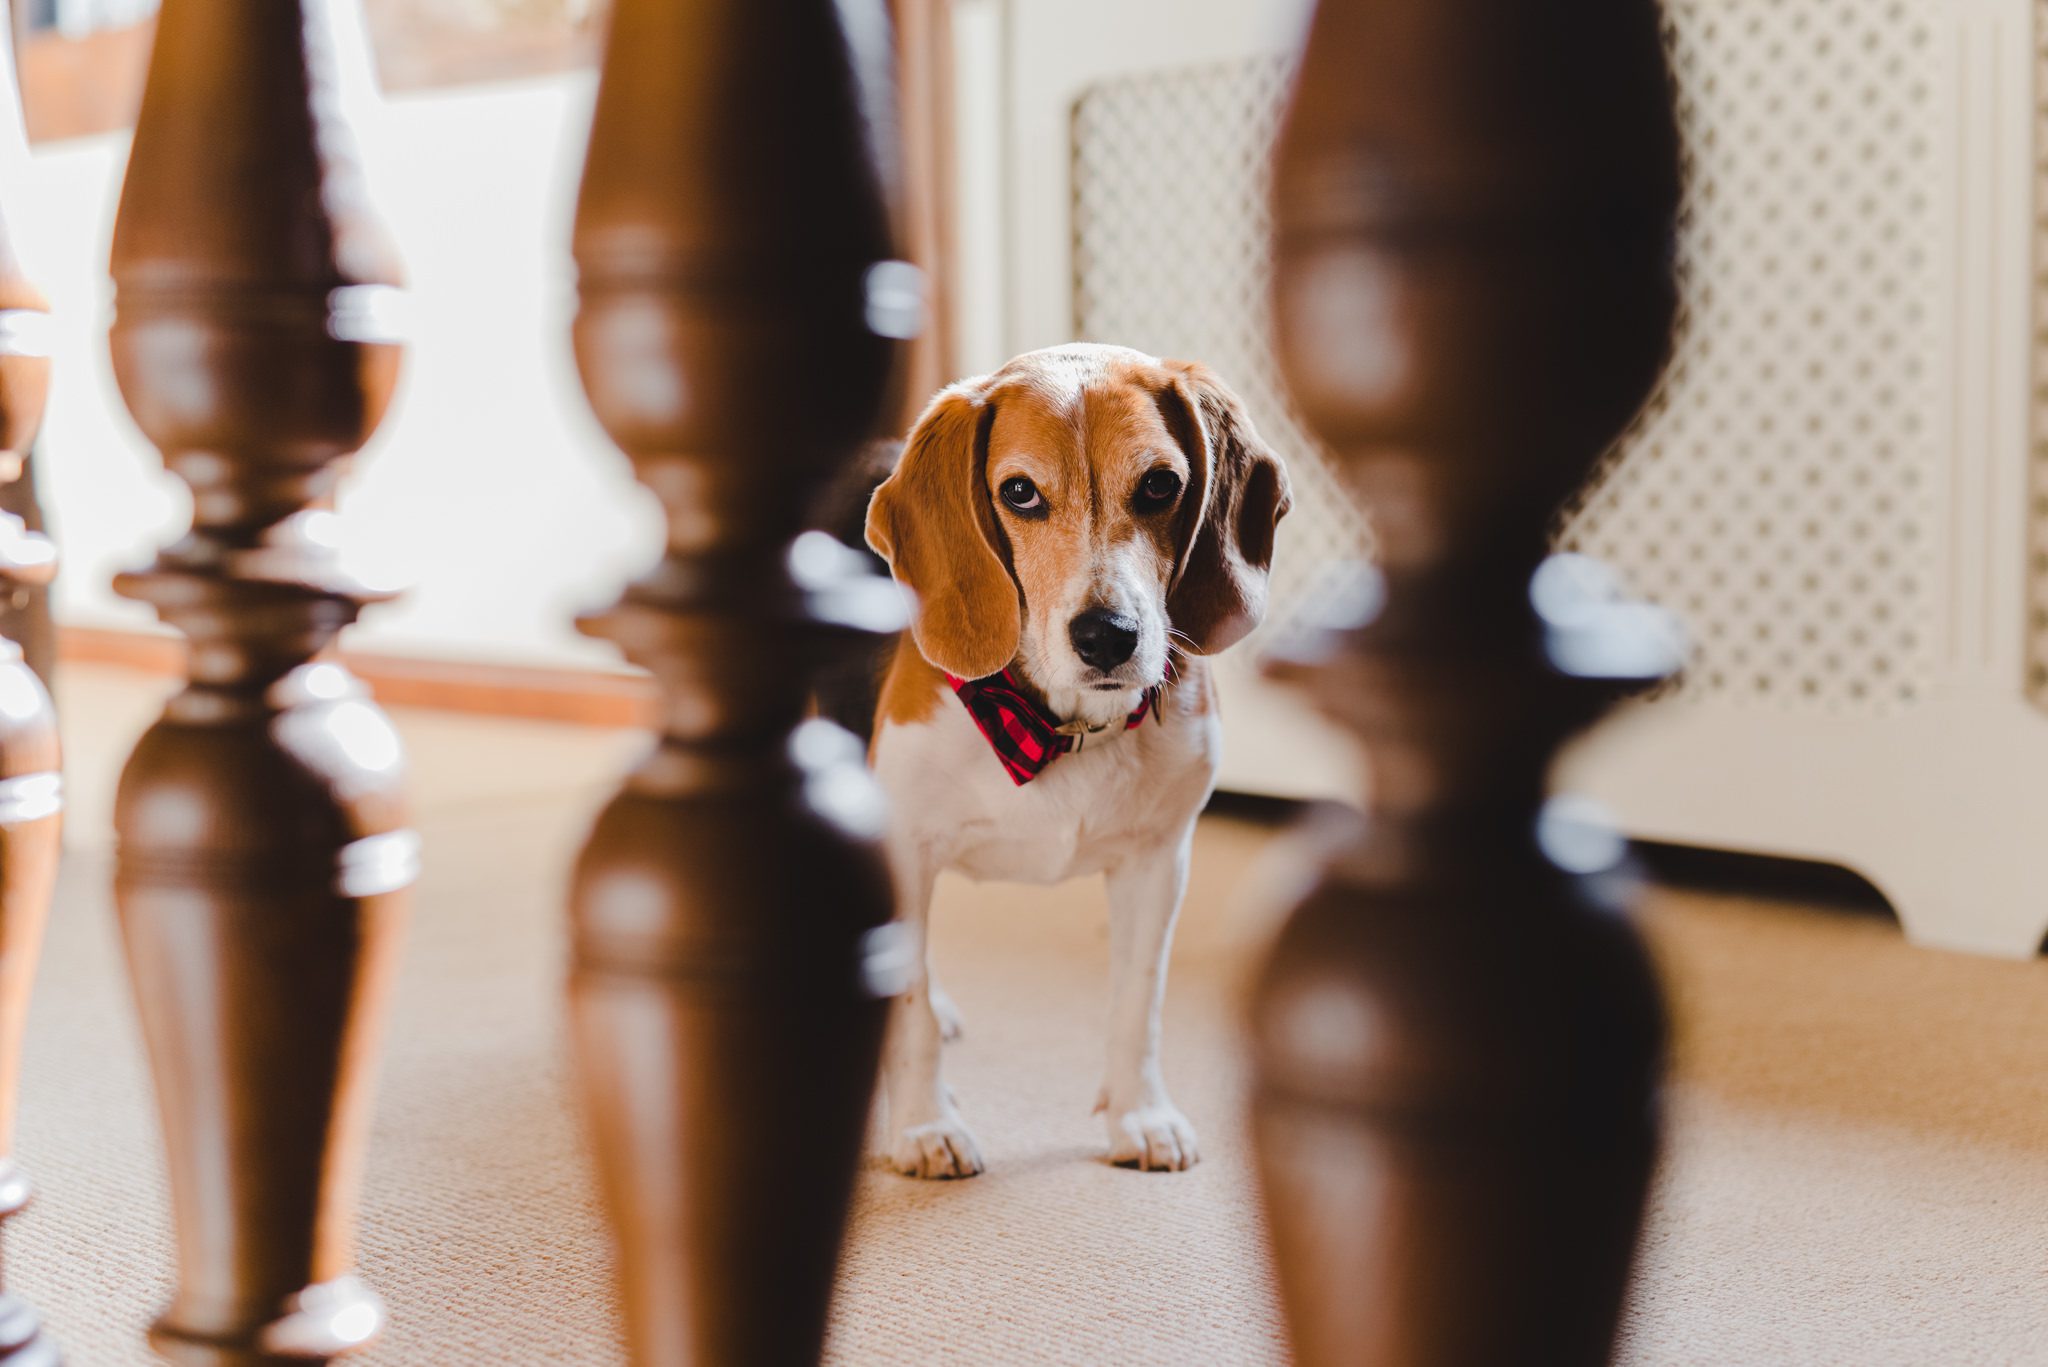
[7,665,2045,1364]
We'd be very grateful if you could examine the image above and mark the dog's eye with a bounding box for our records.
[998,477,1044,513]
[1136,468,1183,509]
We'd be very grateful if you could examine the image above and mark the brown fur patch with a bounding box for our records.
[1156,360,1292,655]
[980,359,1190,658]
[874,635,948,742]
[866,389,1019,680]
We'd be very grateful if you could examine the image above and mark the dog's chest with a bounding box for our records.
[875,695,1219,885]
[943,772,1141,882]
[946,815,1090,883]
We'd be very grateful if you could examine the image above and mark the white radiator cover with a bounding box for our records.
[1002,0,2048,956]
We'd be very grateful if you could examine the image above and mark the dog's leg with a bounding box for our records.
[882,849,986,1178]
[929,978,965,1042]
[1099,831,1200,1171]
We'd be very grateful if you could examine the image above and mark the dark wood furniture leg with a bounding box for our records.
[565,1,915,1363]
[0,448,54,693]
[0,11,58,1359]
[105,2,412,1361]
[1254,2,1685,1363]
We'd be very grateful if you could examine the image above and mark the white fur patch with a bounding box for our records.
[873,668,1218,1178]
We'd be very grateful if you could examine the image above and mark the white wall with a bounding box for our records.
[950,0,1008,376]
[27,71,666,671]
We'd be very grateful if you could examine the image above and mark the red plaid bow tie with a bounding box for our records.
[946,667,1163,786]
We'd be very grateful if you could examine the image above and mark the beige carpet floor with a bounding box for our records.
[8,664,2047,1364]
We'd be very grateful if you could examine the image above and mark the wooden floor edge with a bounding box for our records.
[58,625,657,729]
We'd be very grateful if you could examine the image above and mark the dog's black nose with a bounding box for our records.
[1069,609,1139,670]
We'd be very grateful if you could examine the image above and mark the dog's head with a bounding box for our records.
[865,344,1291,693]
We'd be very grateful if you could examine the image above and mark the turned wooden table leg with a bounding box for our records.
[0,449,54,692]
[1254,2,1685,1364]
[566,1,915,1363]
[105,3,411,1362]
[0,11,59,1361]
[0,296,58,1367]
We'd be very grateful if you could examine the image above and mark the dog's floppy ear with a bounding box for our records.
[866,381,1020,679]
[1159,361,1293,655]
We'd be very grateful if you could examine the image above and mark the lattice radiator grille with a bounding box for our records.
[1071,0,1950,715]
[1569,0,1945,713]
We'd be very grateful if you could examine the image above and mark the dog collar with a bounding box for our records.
[945,665,1165,787]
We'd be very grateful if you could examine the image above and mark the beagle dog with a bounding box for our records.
[863,343,1291,1178]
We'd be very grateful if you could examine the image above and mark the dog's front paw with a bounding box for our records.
[892,1113,987,1180]
[1103,1101,1200,1172]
